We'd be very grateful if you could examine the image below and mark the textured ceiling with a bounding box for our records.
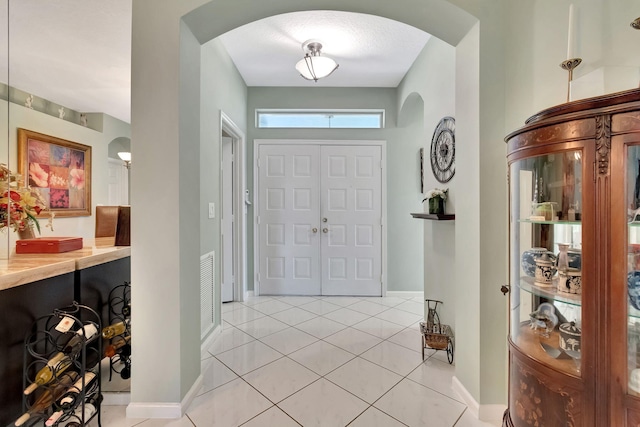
[219,11,431,87]
[0,5,431,124]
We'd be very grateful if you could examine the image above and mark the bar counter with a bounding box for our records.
[0,237,131,426]
[0,237,131,291]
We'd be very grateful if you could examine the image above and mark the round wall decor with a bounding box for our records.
[430,116,455,183]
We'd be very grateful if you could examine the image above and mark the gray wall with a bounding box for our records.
[397,36,456,327]
[247,86,424,293]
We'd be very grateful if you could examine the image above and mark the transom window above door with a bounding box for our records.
[256,109,385,129]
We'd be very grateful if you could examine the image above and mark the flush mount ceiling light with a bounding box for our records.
[295,40,339,82]
[632,17,640,29]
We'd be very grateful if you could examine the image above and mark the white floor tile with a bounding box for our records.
[323,327,383,355]
[278,378,368,427]
[221,301,245,313]
[370,296,409,307]
[274,296,320,305]
[269,307,318,326]
[240,406,300,427]
[207,326,255,355]
[348,300,390,316]
[243,357,320,403]
[298,299,342,315]
[251,299,294,315]
[222,306,266,326]
[360,341,423,376]
[215,341,283,375]
[394,300,425,316]
[199,357,239,396]
[318,296,362,307]
[260,327,318,355]
[374,379,466,427]
[241,295,275,306]
[321,307,370,326]
[94,405,147,427]
[288,340,355,376]
[186,378,272,427]
[235,316,289,339]
[351,317,405,340]
[294,316,347,339]
[374,308,423,327]
[387,327,424,353]
[454,409,502,427]
[326,357,402,404]
[348,407,406,427]
[407,357,460,402]
[135,417,195,427]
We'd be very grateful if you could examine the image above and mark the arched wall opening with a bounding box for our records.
[130,0,506,420]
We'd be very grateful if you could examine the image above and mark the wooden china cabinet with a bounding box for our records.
[503,88,640,427]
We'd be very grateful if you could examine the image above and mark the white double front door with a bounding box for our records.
[256,142,383,296]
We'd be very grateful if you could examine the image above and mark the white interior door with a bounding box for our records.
[107,158,127,205]
[221,137,235,302]
[258,144,321,295]
[321,145,382,295]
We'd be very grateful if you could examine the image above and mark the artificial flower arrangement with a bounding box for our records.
[422,188,449,203]
[0,163,54,234]
[423,188,449,214]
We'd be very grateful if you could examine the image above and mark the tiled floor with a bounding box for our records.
[100,295,501,427]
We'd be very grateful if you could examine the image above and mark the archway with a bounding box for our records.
[130,0,505,420]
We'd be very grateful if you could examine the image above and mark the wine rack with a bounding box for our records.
[105,282,131,382]
[20,302,102,427]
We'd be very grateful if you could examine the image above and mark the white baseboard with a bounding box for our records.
[386,291,424,298]
[126,374,203,419]
[452,376,506,422]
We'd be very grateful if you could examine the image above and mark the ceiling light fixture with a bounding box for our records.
[295,40,339,82]
[632,17,640,29]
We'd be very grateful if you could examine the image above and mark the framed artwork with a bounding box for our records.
[18,128,91,217]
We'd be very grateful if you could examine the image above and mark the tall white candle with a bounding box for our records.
[567,4,575,59]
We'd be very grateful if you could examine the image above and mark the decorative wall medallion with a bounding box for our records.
[596,114,611,175]
[430,116,455,183]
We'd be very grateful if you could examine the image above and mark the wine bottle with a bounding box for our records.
[15,371,79,426]
[56,393,101,427]
[62,323,98,355]
[57,371,97,410]
[120,360,131,380]
[24,352,72,395]
[104,335,131,358]
[102,321,127,339]
[122,303,131,317]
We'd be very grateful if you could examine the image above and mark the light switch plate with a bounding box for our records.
[208,202,215,218]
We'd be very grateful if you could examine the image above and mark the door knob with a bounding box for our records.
[323,228,328,233]
[312,228,318,233]
[323,218,328,223]
[500,285,510,295]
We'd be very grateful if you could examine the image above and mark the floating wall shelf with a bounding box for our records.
[410,213,455,221]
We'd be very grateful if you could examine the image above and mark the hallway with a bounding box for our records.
[101,295,500,426]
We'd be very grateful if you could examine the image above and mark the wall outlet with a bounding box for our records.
[208,202,215,219]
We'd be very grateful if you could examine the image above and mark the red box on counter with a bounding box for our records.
[16,237,83,254]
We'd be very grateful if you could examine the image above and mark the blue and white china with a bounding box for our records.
[557,269,582,295]
[534,253,555,286]
[629,271,640,310]
[521,247,556,277]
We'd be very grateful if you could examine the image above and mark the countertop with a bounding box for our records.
[0,237,131,291]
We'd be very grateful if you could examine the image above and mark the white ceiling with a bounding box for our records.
[0,5,431,124]
[219,11,431,87]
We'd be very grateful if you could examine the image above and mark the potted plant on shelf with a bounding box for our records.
[423,188,448,215]
[0,164,54,238]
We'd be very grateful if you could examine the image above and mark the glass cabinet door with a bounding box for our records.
[510,151,583,376]
[628,145,640,395]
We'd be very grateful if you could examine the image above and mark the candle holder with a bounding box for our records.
[560,58,582,103]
